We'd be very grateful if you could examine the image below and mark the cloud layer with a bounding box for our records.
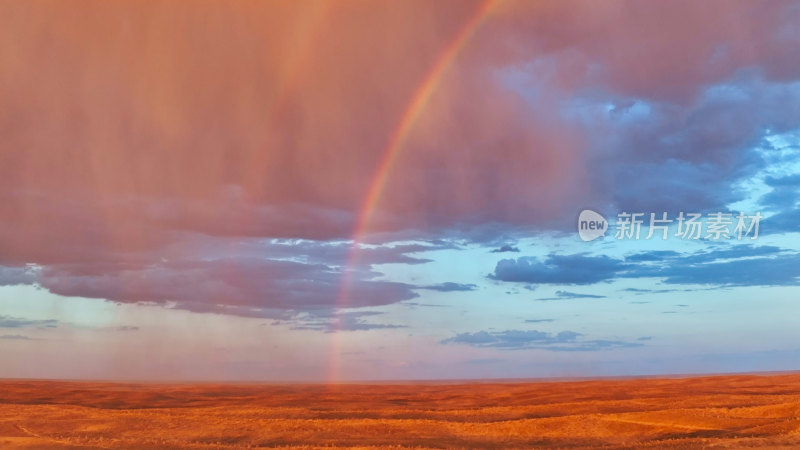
[1,1,799,315]
[491,245,800,288]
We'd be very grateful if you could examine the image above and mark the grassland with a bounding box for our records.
[1,373,800,448]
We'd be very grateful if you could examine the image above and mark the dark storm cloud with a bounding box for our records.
[491,245,520,253]
[1,236,460,317]
[758,173,800,235]
[0,266,39,286]
[534,78,797,238]
[37,257,420,314]
[653,253,800,286]
[762,209,800,234]
[489,255,626,285]
[491,245,800,288]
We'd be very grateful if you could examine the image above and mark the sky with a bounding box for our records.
[1,0,800,381]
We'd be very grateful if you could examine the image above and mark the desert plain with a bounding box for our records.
[1,373,800,449]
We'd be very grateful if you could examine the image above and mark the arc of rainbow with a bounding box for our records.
[328,0,499,383]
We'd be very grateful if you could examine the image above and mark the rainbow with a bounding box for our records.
[329,0,499,382]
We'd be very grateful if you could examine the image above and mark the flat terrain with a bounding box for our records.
[1,374,800,449]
